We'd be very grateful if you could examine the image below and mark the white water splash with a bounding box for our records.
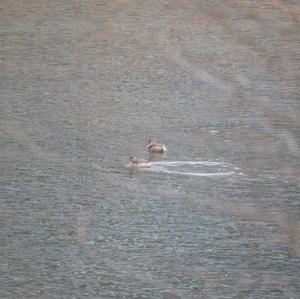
[152,161,227,167]
[147,160,239,177]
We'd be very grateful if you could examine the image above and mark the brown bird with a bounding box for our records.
[146,138,167,154]
[129,156,152,168]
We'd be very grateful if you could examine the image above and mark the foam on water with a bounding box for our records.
[151,168,235,177]
[152,161,226,166]
[128,160,240,177]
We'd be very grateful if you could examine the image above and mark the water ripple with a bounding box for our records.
[133,160,240,177]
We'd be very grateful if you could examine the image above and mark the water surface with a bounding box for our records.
[1,1,300,298]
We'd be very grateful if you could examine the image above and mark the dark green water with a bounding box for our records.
[1,1,299,298]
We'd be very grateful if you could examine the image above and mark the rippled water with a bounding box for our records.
[129,160,239,177]
[1,1,300,298]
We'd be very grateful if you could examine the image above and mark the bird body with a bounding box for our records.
[129,156,152,168]
[147,138,167,154]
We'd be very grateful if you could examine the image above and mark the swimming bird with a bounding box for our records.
[146,138,167,154]
[129,156,152,168]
